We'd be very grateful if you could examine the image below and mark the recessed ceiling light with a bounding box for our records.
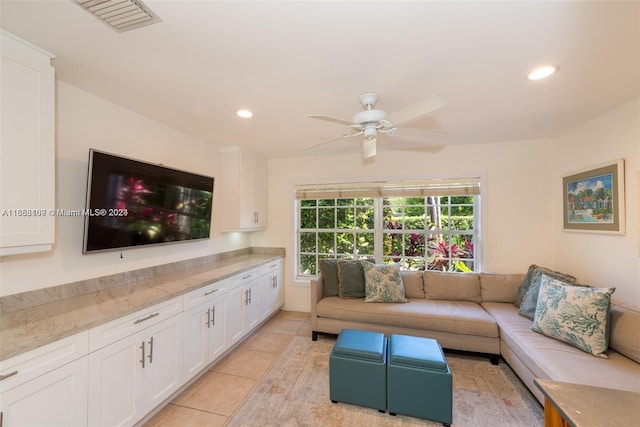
[236,109,253,118]
[527,65,558,81]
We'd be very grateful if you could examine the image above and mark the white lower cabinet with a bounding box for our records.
[88,313,183,427]
[258,260,284,321]
[0,355,88,427]
[183,286,226,381]
[226,273,260,347]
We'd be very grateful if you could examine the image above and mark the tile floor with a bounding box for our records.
[144,310,311,427]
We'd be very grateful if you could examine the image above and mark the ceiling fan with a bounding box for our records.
[306,92,446,158]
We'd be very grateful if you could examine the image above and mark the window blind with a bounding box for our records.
[294,178,481,200]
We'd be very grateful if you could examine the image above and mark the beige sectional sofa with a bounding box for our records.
[310,269,640,404]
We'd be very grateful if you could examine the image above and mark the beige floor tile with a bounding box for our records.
[148,404,228,427]
[260,318,304,336]
[143,403,177,426]
[296,320,312,338]
[244,331,294,354]
[274,310,310,321]
[173,371,257,417]
[214,349,279,379]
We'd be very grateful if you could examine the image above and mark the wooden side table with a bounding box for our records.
[534,378,640,427]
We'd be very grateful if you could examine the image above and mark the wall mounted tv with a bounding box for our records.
[83,149,214,253]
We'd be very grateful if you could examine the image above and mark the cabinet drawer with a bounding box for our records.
[183,280,227,310]
[229,268,259,288]
[89,297,183,352]
[259,259,283,275]
[0,331,88,393]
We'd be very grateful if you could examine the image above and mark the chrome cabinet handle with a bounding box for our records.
[204,289,219,296]
[206,308,211,328]
[140,341,146,368]
[134,312,159,324]
[148,337,154,364]
[0,371,18,381]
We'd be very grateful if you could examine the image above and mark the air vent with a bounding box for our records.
[74,0,161,33]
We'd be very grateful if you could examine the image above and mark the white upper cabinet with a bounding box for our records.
[0,30,55,256]
[219,146,267,231]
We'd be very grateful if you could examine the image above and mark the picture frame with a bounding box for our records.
[562,159,625,234]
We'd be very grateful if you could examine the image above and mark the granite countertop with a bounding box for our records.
[534,378,640,427]
[0,253,282,361]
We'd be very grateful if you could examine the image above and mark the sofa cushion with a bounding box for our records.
[423,271,481,303]
[519,272,578,319]
[319,259,340,297]
[480,273,525,303]
[317,297,498,338]
[531,279,615,358]
[337,259,366,298]
[515,265,576,307]
[362,261,407,303]
[609,302,640,363]
[482,302,640,394]
[401,271,425,299]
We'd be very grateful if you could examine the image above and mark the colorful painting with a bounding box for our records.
[563,160,625,234]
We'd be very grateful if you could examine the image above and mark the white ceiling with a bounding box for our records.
[1,1,639,158]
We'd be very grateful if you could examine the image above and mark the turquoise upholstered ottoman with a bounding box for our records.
[329,329,387,412]
[387,334,452,426]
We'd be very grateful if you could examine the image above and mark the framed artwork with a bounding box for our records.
[563,160,625,234]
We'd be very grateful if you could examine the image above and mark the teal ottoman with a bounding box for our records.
[329,329,387,412]
[387,334,452,426]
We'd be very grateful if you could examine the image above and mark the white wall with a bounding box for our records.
[0,82,250,297]
[555,98,639,305]
[253,138,557,312]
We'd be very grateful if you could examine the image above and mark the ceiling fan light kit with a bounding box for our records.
[307,92,446,158]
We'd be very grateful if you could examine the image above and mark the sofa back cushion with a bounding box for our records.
[319,259,340,297]
[423,271,481,303]
[609,302,640,363]
[337,259,366,298]
[480,273,525,303]
[400,271,425,299]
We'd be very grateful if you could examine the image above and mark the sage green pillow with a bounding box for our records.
[362,261,408,303]
[337,259,366,298]
[319,259,340,297]
[519,272,578,319]
[515,264,576,307]
[532,278,615,358]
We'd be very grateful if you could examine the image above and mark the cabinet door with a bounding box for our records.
[183,305,209,381]
[226,286,246,346]
[88,335,144,427]
[0,356,88,427]
[270,267,284,311]
[258,274,272,321]
[207,296,226,361]
[0,31,55,255]
[244,280,261,331]
[144,315,183,412]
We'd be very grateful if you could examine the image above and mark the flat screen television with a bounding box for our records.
[83,149,214,253]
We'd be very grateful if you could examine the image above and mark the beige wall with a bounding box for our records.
[554,98,639,304]
[0,82,250,297]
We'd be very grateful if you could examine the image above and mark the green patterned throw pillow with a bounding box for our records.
[361,261,408,303]
[531,278,615,358]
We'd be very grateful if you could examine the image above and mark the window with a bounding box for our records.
[296,179,480,276]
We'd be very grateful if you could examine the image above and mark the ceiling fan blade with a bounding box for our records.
[307,114,353,126]
[302,135,346,151]
[389,127,446,143]
[386,95,447,126]
[363,137,377,158]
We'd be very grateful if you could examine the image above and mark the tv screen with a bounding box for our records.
[83,149,214,253]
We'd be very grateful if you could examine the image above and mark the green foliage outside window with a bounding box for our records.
[298,195,476,276]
